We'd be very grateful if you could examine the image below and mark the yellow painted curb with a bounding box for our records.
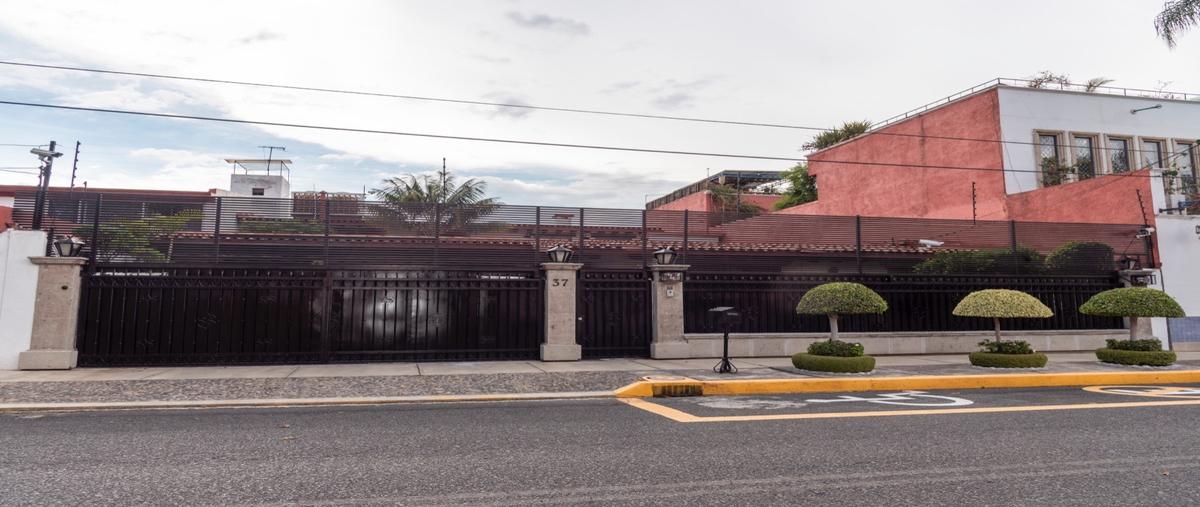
[616,370,1200,398]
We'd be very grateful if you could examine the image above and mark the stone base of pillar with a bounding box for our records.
[540,343,582,362]
[650,341,690,359]
[18,349,78,370]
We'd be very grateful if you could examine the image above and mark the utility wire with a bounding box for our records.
[0,60,1155,153]
[0,99,1170,179]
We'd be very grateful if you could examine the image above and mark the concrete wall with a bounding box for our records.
[1153,214,1200,348]
[782,89,1007,220]
[997,86,1200,196]
[1006,169,1153,224]
[0,230,45,369]
[681,330,1126,358]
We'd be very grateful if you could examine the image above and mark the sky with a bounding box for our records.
[0,0,1197,208]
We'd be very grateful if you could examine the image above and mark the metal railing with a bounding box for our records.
[871,77,1200,132]
[13,190,1152,273]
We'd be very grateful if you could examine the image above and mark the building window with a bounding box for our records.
[252,188,265,196]
[1107,137,1131,173]
[1073,135,1097,180]
[1178,142,1197,178]
[1037,134,1060,163]
[1036,133,1068,187]
[1142,139,1165,169]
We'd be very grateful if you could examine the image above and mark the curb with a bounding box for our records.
[613,370,1200,398]
[0,391,615,413]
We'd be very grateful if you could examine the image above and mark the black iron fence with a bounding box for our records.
[684,273,1124,334]
[76,266,542,366]
[14,190,1152,274]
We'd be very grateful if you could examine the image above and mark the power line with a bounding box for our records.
[0,98,1170,179]
[0,60,1153,153]
[0,143,47,147]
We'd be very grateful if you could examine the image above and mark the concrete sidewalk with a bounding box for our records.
[3,352,1200,407]
[12,351,1200,383]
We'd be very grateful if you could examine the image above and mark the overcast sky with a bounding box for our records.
[0,0,1197,207]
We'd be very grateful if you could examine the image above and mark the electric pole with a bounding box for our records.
[30,140,63,230]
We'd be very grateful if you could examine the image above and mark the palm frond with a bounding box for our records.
[1156,0,1200,48]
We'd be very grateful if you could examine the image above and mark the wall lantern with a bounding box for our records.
[53,236,85,258]
[546,245,573,263]
[652,246,678,265]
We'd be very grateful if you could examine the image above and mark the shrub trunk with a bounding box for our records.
[828,314,839,342]
[993,317,1002,344]
[1128,316,1139,342]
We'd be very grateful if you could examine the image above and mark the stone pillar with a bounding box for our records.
[18,257,87,370]
[649,264,690,359]
[541,262,583,361]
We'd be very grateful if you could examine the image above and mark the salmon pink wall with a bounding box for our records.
[1007,170,1153,224]
[0,206,11,232]
[779,89,1007,220]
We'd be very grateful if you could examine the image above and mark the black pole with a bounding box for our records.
[70,141,80,189]
[855,215,863,275]
[533,205,541,266]
[31,140,56,230]
[1009,220,1019,274]
[682,209,689,263]
[713,321,737,374]
[88,193,101,270]
[213,197,223,263]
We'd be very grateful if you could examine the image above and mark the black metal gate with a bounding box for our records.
[76,266,543,366]
[577,270,652,358]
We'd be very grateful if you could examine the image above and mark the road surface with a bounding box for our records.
[3,386,1200,505]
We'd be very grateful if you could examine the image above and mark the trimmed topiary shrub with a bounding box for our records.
[1080,287,1185,342]
[807,340,865,357]
[1095,348,1177,367]
[955,290,1052,369]
[792,353,876,373]
[1045,241,1116,273]
[795,282,888,342]
[953,289,1054,343]
[1106,338,1164,352]
[968,352,1048,368]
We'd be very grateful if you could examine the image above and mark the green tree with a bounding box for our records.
[707,183,764,215]
[370,169,501,236]
[795,282,888,342]
[80,209,202,262]
[772,163,818,210]
[1156,0,1200,48]
[803,121,871,151]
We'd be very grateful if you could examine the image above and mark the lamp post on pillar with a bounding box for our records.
[18,236,88,370]
[541,245,583,361]
[649,247,690,359]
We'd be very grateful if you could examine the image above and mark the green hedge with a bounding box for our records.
[1080,287,1185,318]
[968,352,1048,368]
[792,353,876,373]
[1105,338,1163,352]
[807,340,865,357]
[1096,348,1177,367]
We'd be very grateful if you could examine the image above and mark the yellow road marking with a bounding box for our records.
[615,370,1200,398]
[620,397,1200,423]
[1083,385,1200,399]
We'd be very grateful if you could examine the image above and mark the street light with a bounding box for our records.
[53,236,85,257]
[546,245,573,263]
[652,246,678,265]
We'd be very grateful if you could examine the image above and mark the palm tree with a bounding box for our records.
[1156,0,1200,48]
[370,169,501,236]
[1084,77,1114,92]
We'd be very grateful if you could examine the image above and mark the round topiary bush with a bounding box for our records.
[1080,287,1185,342]
[795,282,888,341]
[792,353,876,373]
[954,290,1052,368]
[968,351,1048,368]
[1095,348,1177,367]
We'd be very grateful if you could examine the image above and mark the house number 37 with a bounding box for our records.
[552,278,570,287]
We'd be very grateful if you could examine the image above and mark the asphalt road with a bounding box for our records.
[3,386,1200,506]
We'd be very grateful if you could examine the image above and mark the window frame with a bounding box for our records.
[1033,131,1066,187]
[1070,133,1099,180]
[1104,135,1133,174]
[1139,138,1166,170]
[1175,140,1198,179]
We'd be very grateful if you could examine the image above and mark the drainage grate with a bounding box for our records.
[651,384,703,397]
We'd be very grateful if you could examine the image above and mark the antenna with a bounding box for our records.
[258,145,286,175]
